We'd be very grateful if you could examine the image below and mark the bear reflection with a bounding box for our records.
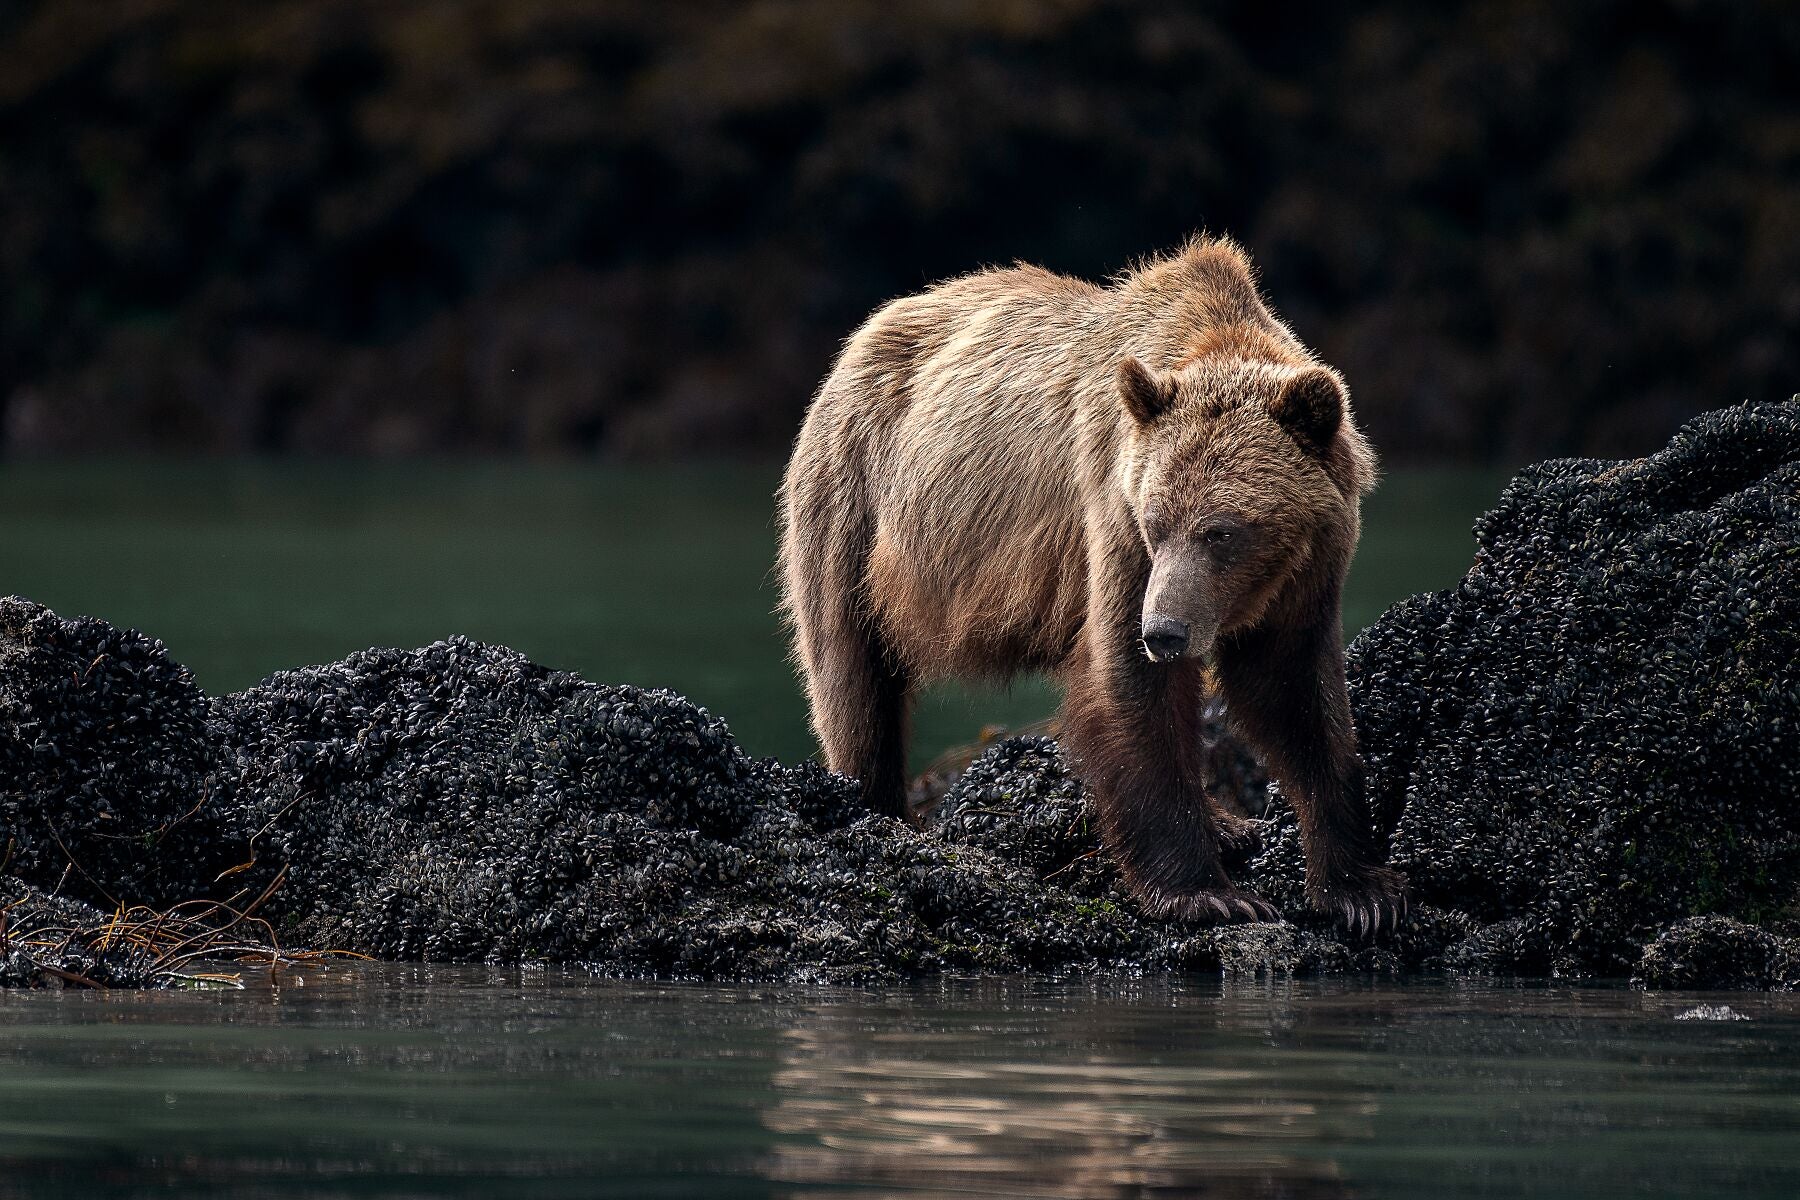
[761,1008,1361,1198]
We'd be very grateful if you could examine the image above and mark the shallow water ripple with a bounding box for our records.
[1,967,1797,1198]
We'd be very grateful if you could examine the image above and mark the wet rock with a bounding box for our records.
[1436,917,1567,979]
[0,878,162,989]
[2,398,1797,987]
[1214,923,1351,978]
[0,597,236,907]
[1633,917,1800,991]
[208,647,1146,979]
[1343,397,1800,978]
[1165,396,1799,980]
[0,630,1302,982]
[932,738,1104,884]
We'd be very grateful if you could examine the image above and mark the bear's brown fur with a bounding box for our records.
[777,236,1406,931]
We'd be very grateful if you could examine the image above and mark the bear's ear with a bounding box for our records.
[1268,367,1344,452]
[1117,357,1174,425]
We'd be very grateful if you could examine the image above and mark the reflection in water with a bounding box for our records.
[766,1018,1359,1197]
[0,968,1796,1198]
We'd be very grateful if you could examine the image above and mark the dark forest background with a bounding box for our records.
[2,0,1796,464]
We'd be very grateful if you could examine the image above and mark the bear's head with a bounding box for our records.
[1115,355,1370,664]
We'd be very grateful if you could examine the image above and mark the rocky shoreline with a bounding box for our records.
[5,400,1798,990]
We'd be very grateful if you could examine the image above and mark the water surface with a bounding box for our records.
[1,966,1795,1198]
[0,461,1508,764]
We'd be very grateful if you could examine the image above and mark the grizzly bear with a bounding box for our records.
[777,236,1406,933]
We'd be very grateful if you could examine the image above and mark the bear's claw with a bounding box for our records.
[1151,887,1282,926]
[1326,876,1410,941]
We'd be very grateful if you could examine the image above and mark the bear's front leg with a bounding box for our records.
[1060,648,1280,926]
[1216,621,1409,938]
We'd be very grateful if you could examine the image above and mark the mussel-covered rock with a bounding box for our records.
[1632,917,1800,991]
[1342,397,1800,977]
[0,597,237,907]
[0,877,162,989]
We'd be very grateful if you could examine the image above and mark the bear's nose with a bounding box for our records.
[1140,614,1189,662]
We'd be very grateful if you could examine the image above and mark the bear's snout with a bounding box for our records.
[1140,614,1190,662]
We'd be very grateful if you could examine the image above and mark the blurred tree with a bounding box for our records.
[0,0,1795,461]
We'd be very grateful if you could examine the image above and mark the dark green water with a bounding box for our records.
[1,966,1796,1198]
[0,461,1506,765]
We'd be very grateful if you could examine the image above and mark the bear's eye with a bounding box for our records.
[1201,526,1234,545]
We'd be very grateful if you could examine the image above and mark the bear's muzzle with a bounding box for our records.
[1140,613,1190,662]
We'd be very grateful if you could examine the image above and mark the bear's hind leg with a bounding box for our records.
[800,618,913,822]
[780,450,913,822]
